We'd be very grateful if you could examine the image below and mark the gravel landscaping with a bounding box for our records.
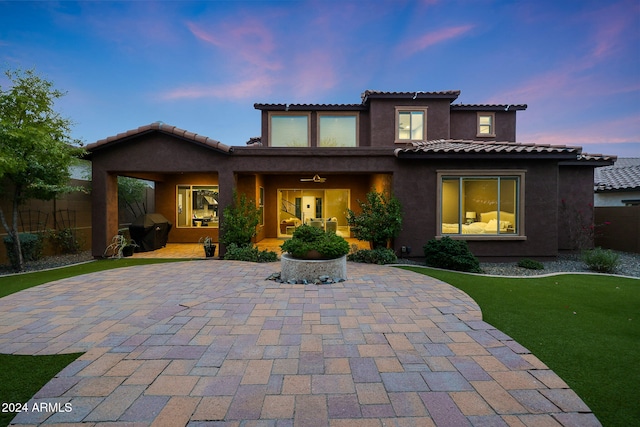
[1,250,639,278]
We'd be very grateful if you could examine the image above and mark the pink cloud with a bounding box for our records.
[187,20,282,71]
[490,0,638,106]
[402,25,475,57]
[521,114,640,147]
[582,0,639,64]
[289,50,339,98]
[161,74,277,101]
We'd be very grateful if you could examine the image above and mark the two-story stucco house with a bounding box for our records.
[86,90,615,260]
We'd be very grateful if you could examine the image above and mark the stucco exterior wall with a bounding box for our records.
[594,191,640,206]
[450,110,518,141]
[557,165,596,251]
[368,98,452,145]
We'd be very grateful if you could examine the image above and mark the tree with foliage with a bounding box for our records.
[220,190,261,247]
[0,68,84,271]
[346,190,403,249]
[118,176,149,219]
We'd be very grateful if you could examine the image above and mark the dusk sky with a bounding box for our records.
[1,0,639,157]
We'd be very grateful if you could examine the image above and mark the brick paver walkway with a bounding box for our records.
[0,261,600,426]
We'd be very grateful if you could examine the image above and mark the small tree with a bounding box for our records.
[220,191,261,247]
[0,68,84,271]
[346,190,403,249]
[118,176,149,219]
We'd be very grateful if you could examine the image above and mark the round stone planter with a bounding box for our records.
[280,253,347,282]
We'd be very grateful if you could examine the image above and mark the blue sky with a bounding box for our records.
[1,0,639,157]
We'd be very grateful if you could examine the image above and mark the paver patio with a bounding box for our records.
[0,261,600,426]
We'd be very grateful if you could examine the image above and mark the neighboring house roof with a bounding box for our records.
[85,122,233,155]
[594,158,640,192]
[394,139,616,162]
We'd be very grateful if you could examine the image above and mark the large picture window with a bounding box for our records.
[439,171,524,237]
[177,185,219,228]
[395,106,427,142]
[270,114,309,147]
[319,114,357,147]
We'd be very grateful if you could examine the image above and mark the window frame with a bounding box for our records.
[395,106,428,143]
[436,170,526,240]
[268,112,311,147]
[317,112,359,147]
[176,184,220,228]
[477,112,496,138]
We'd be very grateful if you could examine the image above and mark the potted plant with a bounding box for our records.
[279,225,350,283]
[280,224,349,260]
[104,233,138,258]
[199,236,216,258]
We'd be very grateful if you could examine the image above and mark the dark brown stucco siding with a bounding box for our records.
[557,165,596,251]
[368,99,452,146]
[392,159,560,259]
[450,111,518,142]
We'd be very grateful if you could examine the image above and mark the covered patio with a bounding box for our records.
[129,238,372,259]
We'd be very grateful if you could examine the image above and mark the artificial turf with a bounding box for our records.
[400,266,640,427]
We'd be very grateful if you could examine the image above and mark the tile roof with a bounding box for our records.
[451,104,528,111]
[361,90,461,103]
[86,122,232,154]
[394,139,617,162]
[254,103,366,111]
[594,158,640,192]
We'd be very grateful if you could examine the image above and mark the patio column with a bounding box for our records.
[91,167,119,258]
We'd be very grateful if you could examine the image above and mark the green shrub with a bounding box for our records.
[348,248,398,265]
[223,243,278,263]
[3,233,44,267]
[280,224,349,259]
[423,237,481,273]
[582,247,620,273]
[47,228,82,254]
[220,191,261,247]
[517,258,544,270]
[346,190,403,249]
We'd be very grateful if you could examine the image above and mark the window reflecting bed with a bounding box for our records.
[441,176,519,235]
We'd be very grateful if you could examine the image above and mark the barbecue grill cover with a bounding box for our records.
[129,213,172,252]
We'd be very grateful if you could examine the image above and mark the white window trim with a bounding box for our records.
[268,112,311,147]
[317,112,359,147]
[436,170,526,241]
[395,106,428,143]
[476,112,496,138]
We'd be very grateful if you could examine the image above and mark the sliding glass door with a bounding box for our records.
[278,189,350,237]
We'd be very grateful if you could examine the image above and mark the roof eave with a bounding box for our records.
[85,123,233,156]
[450,104,528,111]
[395,151,579,160]
[253,103,366,111]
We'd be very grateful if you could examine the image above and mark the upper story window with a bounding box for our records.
[477,112,495,137]
[395,106,427,143]
[318,114,358,147]
[270,113,309,147]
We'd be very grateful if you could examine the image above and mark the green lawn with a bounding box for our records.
[0,258,185,427]
[400,266,640,427]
